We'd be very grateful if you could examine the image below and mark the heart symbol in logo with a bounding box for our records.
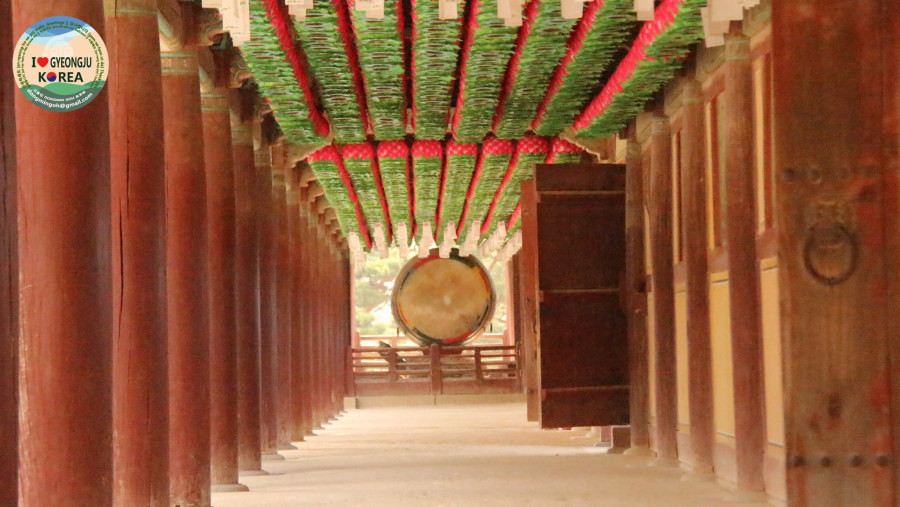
[37,57,48,67]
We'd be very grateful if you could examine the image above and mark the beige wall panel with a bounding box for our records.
[760,262,784,446]
[710,275,736,436]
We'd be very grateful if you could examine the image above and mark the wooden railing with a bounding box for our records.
[346,344,521,396]
[357,333,508,348]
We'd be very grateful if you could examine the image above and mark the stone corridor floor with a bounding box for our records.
[213,402,773,506]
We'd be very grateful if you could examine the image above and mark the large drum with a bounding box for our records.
[391,248,496,346]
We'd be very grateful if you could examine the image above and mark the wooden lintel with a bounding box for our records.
[313,195,331,216]
[297,163,317,190]
[287,143,329,167]
[306,181,325,202]
[197,8,224,46]
[560,128,616,161]
[158,0,189,52]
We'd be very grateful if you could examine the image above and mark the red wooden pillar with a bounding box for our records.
[681,78,715,475]
[341,251,352,408]
[327,228,339,417]
[302,202,315,434]
[161,48,211,507]
[0,0,17,504]
[297,184,316,437]
[774,2,898,504]
[288,171,307,442]
[315,212,329,426]
[296,189,310,436]
[306,216,317,427]
[723,26,766,493]
[332,244,346,414]
[311,215,324,427]
[273,149,294,450]
[322,241,333,417]
[232,116,265,475]
[350,252,360,349]
[256,138,281,459]
[303,183,324,433]
[888,0,900,500]
[648,114,678,463]
[327,232,337,414]
[324,229,334,418]
[322,241,334,417]
[430,344,443,394]
[14,1,112,503]
[341,251,353,401]
[202,90,247,492]
[328,242,341,416]
[509,254,525,387]
[503,260,516,348]
[332,243,342,413]
[624,133,652,454]
[107,2,169,504]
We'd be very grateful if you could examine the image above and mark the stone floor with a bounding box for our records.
[214,403,773,506]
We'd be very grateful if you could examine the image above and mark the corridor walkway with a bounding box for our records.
[213,403,771,506]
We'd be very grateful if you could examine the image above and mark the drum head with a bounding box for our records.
[391,248,496,346]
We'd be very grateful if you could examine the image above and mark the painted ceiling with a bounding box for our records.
[236,0,707,250]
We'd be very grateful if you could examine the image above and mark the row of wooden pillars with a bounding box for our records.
[1,1,353,505]
[619,23,768,493]
[623,3,900,505]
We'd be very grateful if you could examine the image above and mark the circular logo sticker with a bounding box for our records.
[12,16,108,112]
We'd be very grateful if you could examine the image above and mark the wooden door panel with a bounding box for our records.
[519,180,541,421]
[537,194,626,290]
[540,388,630,429]
[526,163,629,429]
[538,292,628,388]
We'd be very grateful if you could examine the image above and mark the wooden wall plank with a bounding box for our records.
[520,180,541,421]
[887,0,900,498]
[648,116,678,461]
[625,133,652,451]
[681,77,715,475]
[724,25,766,492]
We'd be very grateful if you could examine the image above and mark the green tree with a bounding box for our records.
[354,251,407,335]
